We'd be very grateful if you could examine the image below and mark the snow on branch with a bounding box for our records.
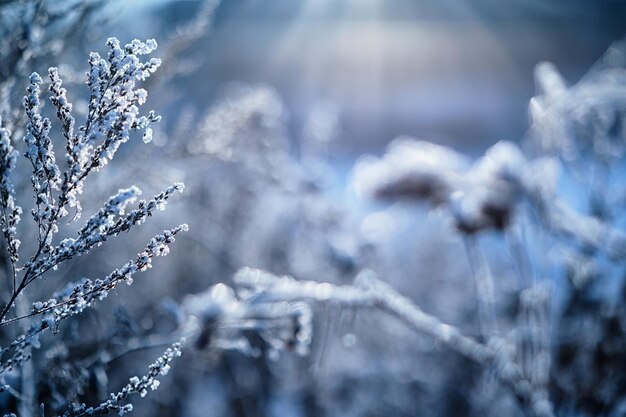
[0,225,188,376]
[62,340,184,417]
[233,267,554,417]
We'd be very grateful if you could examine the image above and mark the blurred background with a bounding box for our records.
[117,0,626,157]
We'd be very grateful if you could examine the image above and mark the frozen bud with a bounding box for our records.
[352,137,469,204]
[535,61,568,100]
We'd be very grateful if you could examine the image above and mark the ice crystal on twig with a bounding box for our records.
[63,340,184,417]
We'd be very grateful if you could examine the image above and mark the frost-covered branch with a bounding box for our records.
[23,71,61,241]
[233,267,554,417]
[22,183,184,285]
[62,340,184,417]
[0,34,190,415]
[0,119,21,272]
[57,37,161,224]
[0,37,167,325]
[0,225,188,375]
[182,280,312,357]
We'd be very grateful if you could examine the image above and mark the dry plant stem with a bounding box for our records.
[0,270,32,322]
[315,304,334,369]
[510,217,552,394]
[17,294,34,417]
[1,235,33,416]
[463,236,499,338]
[0,248,32,416]
[152,0,220,85]
[2,241,12,309]
[0,209,17,292]
[0,245,32,415]
[0,187,68,322]
[506,229,537,379]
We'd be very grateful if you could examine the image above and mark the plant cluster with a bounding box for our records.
[2,1,626,416]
